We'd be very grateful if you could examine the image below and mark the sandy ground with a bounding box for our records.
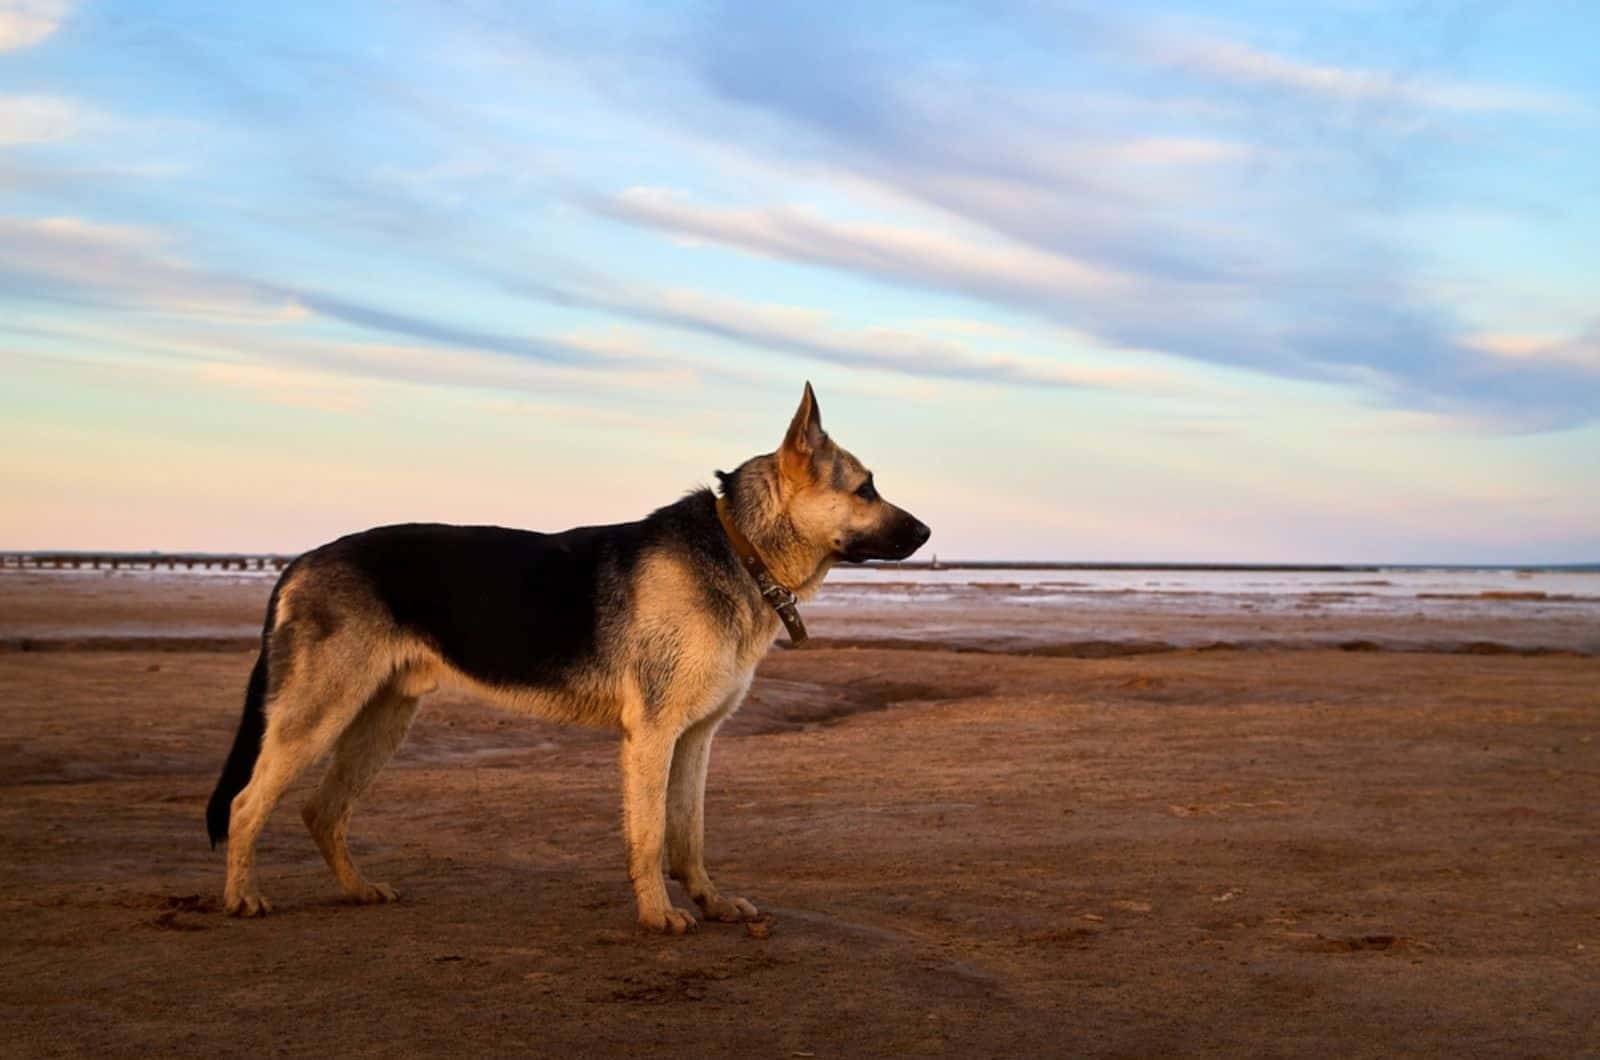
[1,575,1597,1057]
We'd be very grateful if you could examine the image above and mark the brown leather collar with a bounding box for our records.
[715,495,808,646]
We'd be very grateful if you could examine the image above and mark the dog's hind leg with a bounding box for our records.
[301,680,421,905]
[224,650,388,917]
[667,706,759,923]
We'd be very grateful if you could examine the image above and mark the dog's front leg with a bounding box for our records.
[667,715,759,922]
[620,724,697,934]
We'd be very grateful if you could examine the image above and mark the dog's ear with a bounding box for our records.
[779,381,825,482]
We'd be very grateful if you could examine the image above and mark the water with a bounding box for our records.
[16,560,1600,610]
[816,565,1600,634]
[823,564,1600,599]
[6,561,1595,652]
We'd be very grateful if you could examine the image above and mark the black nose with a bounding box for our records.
[910,520,931,547]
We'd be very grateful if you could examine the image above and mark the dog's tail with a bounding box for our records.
[205,576,285,848]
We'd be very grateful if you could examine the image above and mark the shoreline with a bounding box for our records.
[2,632,1591,659]
[4,568,1596,656]
[4,553,1596,574]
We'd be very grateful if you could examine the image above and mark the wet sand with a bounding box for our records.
[1,573,1597,1057]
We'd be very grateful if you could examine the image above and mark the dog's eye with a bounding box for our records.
[854,478,877,502]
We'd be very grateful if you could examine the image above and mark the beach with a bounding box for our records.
[1,568,1596,1057]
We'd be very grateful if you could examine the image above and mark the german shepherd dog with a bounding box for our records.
[206,384,930,932]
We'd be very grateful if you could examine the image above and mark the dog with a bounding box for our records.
[205,383,930,932]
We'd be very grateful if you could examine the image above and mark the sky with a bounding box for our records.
[1,0,1597,562]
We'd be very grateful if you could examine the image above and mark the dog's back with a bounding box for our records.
[311,520,647,687]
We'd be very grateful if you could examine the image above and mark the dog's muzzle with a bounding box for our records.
[842,515,931,563]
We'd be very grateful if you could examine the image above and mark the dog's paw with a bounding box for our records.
[225,892,273,918]
[349,881,400,905]
[696,893,760,922]
[638,905,699,935]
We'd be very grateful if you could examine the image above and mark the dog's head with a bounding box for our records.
[770,382,931,564]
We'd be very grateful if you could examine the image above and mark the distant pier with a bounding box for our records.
[0,552,294,572]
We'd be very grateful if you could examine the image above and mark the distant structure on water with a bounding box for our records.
[0,551,292,572]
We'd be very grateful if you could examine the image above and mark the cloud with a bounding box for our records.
[1465,327,1600,374]
[0,216,294,319]
[600,4,1596,429]
[2,316,695,411]
[0,215,642,371]
[207,331,689,400]
[679,8,1311,293]
[584,186,1279,365]
[593,186,1135,303]
[293,293,640,369]
[1146,33,1577,115]
[0,210,1200,406]
[519,274,1197,395]
[1090,137,1263,166]
[0,104,194,198]
[0,0,69,51]
[586,186,1600,429]
[678,5,1288,280]
[0,94,86,145]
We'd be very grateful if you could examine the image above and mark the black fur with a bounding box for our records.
[320,489,746,690]
[205,577,285,847]
[841,507,931,563]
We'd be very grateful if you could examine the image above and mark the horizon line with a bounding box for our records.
[1,550,1596,573]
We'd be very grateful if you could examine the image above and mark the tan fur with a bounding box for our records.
[219,383,925,932]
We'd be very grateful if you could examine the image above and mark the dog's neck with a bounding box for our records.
[715,495,810,645]
[719,458,835,601]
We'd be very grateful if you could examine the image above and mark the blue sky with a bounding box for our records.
[2,0,1596,561]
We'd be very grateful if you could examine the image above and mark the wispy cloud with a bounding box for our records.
[1,317,694,409]
[520,274,1199,394]
[582,186,1282,370]
[293,292,640,369]
[0,94,87,145]
[592,186,1136,304]
[0,0,69,52]
[0,205,1203,407]
[638,4,1598,428]
[0,215,641,369]
[0,216,296,319]
[1465,327,1600,373]
[585,184,1600,429]
[1146,32,1577,114]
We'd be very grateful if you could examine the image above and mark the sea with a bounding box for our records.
[823,563,1600,608]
